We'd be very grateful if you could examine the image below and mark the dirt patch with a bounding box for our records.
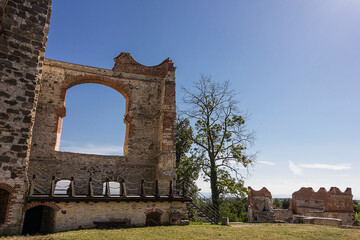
[231,224,263,228]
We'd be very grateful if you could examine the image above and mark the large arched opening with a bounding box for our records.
[56,82,128,156]
[22,205,56,235]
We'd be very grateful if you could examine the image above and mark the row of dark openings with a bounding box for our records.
[21,206,162,235]
[1,188,162,235]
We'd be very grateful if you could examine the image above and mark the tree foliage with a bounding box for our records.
[273,198,282,209]
[272,198,290,209]
[282,199,290,209]
[219,198,248,222]
[181,75,255,210]
[175,117,200,189]
[354,200,360,214]
[354,200,360,226]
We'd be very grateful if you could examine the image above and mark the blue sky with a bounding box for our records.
[45,0,360,199]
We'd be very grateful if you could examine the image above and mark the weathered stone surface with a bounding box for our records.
[248,186,356,226]
[22,201,186,232]
[248,187,274,223]
[221,217,229,225]
[0,0,52,235]
[294,215,342,227]
[28,56,176,196]
[291,187,355,225]
[273,209,293,223]
[0,1,182,235]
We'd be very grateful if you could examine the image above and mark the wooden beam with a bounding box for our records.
[50,176,55,197]
[88,178,94,197]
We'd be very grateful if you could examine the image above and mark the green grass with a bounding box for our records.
[2,224,360,240]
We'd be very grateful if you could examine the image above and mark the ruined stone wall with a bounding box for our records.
[273,209,293,223]
[28,152,156,195]
[306,212,355,226]
[248,186,355,225]
[24,201,187,232]
[0,0,51,235]
[28,55,176,196]
[291,187,355,225]
[248,187,274,223]
[291,187,354,215]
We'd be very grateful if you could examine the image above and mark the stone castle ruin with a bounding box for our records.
[1,0,357,236]
[248,187,355,226]
[248,187,292,223]
[1,0,189,235]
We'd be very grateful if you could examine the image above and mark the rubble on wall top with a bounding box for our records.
[113,52,175,78]
[248,186,272,198]
[292,187,352,197]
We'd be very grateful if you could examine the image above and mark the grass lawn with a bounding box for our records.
[2,224,360,240]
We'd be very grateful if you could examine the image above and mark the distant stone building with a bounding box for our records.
[291,187,355,226]
[248,187,292,223]
[0,1,189,235]
[248,186,355,226]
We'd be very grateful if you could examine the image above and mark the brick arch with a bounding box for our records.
[0,183,14,224]
[55,74,132,155]
[23,202,61,212]
[61,75,131,101]
[144,208,164,215]
[0,183,15,194]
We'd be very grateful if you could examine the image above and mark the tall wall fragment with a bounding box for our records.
[248,187,275,223]
[28,54,177,196]
[0,1,183,234]
[0,0,52,235]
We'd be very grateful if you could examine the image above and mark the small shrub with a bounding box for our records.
[354,201,360,214]
[355,212,359,226]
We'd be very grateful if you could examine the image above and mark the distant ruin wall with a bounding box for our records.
[0,0,52,235]
[291,187,354,226]
[248,187,274,223]
[306,212,355,226]
[248,186,355,226]
[291,187,354,214]
[274,209,293,222]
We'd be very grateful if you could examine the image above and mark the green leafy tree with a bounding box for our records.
[176,117,202,222]
[354,200,360,226]
[175,117,200,188]
[182,75,255,212]
[354,200,360,214]
[281,199,290,209]
[273,198,282,209]
[219,198,248,222]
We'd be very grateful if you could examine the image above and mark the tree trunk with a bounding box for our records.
[209,155,220,222]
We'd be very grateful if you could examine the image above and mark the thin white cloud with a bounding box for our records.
[61,143,123,155]
[258,160,276,166]
[288,161,352,176]
[299,163,351,171]
[289,161,303,176]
